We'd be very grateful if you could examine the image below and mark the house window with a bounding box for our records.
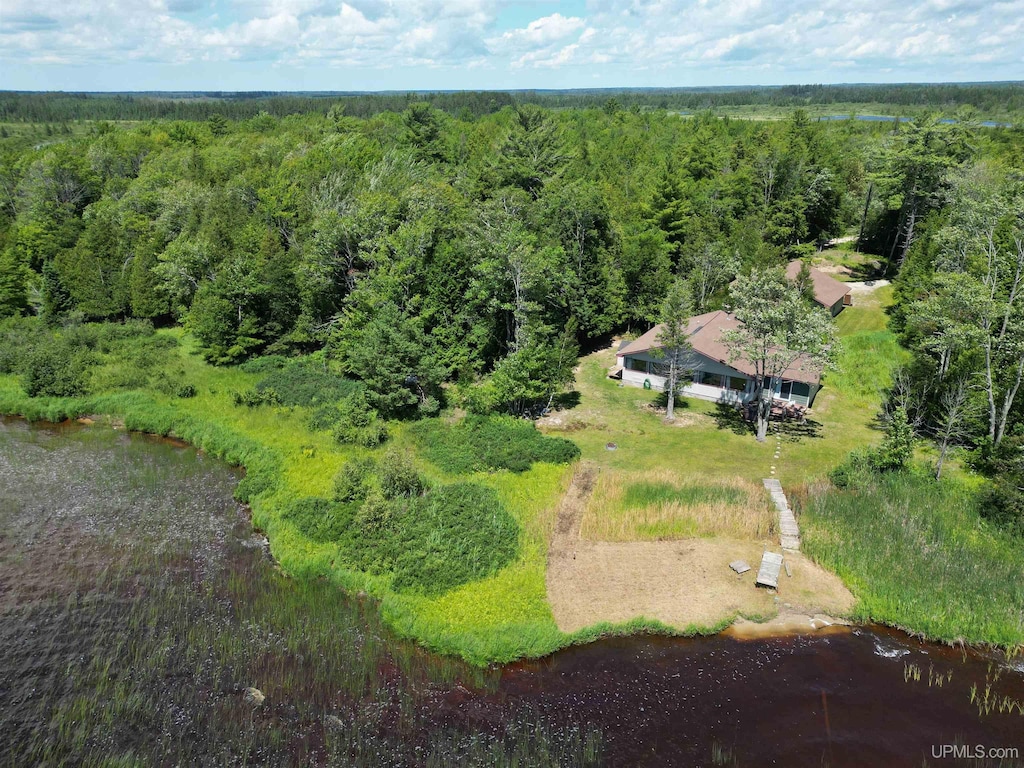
[701,372,725,388]
[727,376,747,392]
[779,381,793,400]
[625,357,648,373]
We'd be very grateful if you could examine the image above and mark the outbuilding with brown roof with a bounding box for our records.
[784,261,852,316]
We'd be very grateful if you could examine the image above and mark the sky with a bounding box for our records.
[1,0,1022,92]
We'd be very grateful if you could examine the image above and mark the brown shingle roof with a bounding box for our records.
[617,310,822,385]
[785,261,851,309]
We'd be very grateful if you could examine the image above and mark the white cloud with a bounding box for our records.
[493,13,585,49]
[0,0,1021,85]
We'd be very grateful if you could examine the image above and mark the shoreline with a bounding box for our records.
[2,407,1017,662]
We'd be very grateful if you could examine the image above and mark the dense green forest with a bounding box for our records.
[0,101,1022,439]
[0,104,883,411]
[2,93,1024,657]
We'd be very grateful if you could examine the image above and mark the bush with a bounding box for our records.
[239,355,290,374]
[354,491,399,533]
[0,316,48,374]
[828,450,874,489]
[329,391,389,447]
[281,497,354,543]
[24,339,95,397]
[389,484,519,595]
[869,407,915,473]
[333,457,376,503]
[176,384,196,398]
[411,415,580,474]
[417,395,441,417]
[344,483,520,596]
[378,449,426,499]
[979,480,1024,538]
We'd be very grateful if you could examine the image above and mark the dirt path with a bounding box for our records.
[546,466,854,634]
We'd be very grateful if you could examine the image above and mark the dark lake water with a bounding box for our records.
[1,417,1022,767]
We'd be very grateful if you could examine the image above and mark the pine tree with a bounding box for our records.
[652,277,694,422]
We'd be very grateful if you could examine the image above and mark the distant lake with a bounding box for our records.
[817,114,1012,128]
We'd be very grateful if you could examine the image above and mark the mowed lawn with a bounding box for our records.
[544,285,905,490]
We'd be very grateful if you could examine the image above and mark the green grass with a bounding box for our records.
[622,481,746,509]
[801,469,1024,650]
[0,328,579,665]
[552,285,906,488]
[811,249,883,283]
[580,470,774,541]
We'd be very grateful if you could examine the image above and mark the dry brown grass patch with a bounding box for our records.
[580,469,776,542]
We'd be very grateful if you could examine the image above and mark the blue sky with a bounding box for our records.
[1,0,1021,92]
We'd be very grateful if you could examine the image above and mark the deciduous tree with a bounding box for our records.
[722,268,836,441]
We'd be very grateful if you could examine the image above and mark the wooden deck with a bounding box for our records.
[756,551,784,589]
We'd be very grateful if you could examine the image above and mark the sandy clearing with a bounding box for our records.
[546,467,855,634]
[846,279,891,295]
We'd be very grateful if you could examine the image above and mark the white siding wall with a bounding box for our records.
[618,351,755,405]
[617,350,820,407]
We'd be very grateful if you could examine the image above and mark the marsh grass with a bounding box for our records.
[0,324,576,666]
[802,470,1024,649]
[0,422,602,767]
[580,470,775,541]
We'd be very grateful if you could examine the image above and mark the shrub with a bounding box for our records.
[417,395,441,417]
[176,384,196,398]
[828,450,874,489]
[979,480,1024,538]
[308,405,338,432]
[333,457,376,503]
[378,449,426,499]
[0,316,48,374]
[329,391,389,447]
[281,497,354,543]
[24,339,95,397]
[354,491,399,533]
[411,415,580,474]
[342,482,520,596]
[869,407,915,473]
[239,355,290,374]
[389,484,519,595]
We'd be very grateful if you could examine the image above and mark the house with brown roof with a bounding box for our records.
[785,261,852,316]
[614,310,823,408]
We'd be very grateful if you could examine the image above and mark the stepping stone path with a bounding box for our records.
[763,478,800,552]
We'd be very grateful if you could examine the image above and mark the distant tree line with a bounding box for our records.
[2,82,1022,124]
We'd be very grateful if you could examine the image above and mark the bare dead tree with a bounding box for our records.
[931,376,980,480]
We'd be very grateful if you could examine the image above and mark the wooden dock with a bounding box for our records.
[756,551,784,589]
[763,478,800,551]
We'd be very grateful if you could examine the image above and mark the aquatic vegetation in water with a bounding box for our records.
[0,420,600,767]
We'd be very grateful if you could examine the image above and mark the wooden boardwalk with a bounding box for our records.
[756,551,784,589]
[763,478,800,551]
